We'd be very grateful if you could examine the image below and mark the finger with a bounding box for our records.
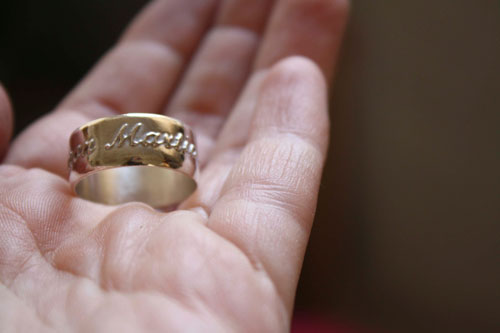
[185,0,349,210]
[62,0,219,117]
[0,85,13,160]
[255,0,349,79]
[6,0,218,176]
[167,0,275,165]
[207,57,329,310]
[180,71,267,212]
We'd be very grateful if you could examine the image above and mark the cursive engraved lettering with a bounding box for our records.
[69,122,198,171]
[143,131,160,145]
[104,123,143,150]
[169,132,183,147]
[101,123,197,156]
[87,137,97,154]
[155,132,173,146]
[68,137,97,169]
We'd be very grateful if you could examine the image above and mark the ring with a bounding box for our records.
[68,113,198,208]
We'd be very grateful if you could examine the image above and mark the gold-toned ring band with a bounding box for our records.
[68,113,198,208]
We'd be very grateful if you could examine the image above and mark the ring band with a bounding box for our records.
[68,113,198,208]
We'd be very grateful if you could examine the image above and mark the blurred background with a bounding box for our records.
[1,1,499,332]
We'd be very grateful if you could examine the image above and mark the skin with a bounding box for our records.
[0,0,348,331]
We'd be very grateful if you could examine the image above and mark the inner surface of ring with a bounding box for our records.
[75,166,197,208]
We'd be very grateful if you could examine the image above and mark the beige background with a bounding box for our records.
[296,1,500,332]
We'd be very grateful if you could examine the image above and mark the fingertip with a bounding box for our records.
[255,56,330,148]
[297,0,350,35]
[266,55,327,89]
[0,84,13,159]
[329,0,351,20]
[255,0,350,79]
[295,0,350,27]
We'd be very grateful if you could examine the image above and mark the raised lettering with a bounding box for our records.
[105,123,143,149]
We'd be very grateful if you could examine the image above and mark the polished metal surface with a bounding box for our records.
[68,113,198,207]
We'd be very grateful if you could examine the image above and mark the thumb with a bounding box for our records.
[0,85,13,160]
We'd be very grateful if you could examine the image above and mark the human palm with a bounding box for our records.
[0,0,348,331]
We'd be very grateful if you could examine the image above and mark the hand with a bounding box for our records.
[0,0,348,331]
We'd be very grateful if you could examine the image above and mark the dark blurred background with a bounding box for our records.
[1,1,499,332]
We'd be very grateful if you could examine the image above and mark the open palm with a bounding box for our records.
[0,0,348,331]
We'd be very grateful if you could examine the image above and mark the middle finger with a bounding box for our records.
[165,0,275,166]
